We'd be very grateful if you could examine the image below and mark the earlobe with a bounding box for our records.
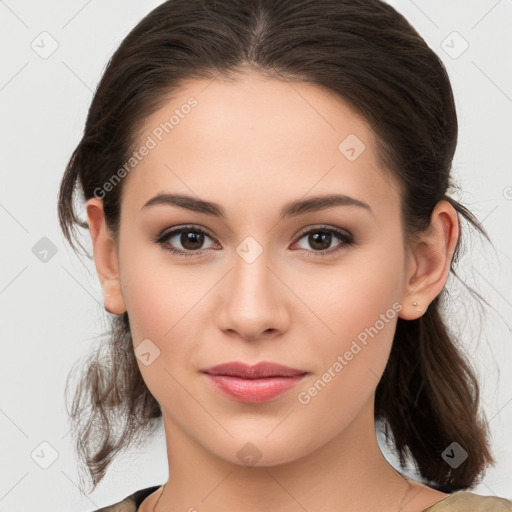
[399,200,459,321]
[399,277,430,320]
[86,198,127,315]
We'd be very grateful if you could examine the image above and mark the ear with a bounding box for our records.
[399,200,459,320]
[86,197,127,315]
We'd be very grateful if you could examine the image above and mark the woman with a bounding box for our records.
[58,0,512,510]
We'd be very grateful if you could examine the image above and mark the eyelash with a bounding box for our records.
[153,224,355,258]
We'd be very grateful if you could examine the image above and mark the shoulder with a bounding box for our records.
[423,490,512,511]
[91,486,161,512]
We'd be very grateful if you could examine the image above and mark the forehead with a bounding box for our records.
[121,74,400,220]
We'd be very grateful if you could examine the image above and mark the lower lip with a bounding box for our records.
[203,373,307,403]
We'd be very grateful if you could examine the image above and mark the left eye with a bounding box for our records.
[293,227,354,254]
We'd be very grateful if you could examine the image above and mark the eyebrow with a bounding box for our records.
[141,192,373,219]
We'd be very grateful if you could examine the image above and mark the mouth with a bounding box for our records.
[202,361,307,378]
[201,361,308,403]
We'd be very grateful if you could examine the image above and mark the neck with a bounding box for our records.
[154,395,416,512]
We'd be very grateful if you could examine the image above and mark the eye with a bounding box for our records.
[154,225,218,257]
[154,224,355,258]
[292,226,354,256]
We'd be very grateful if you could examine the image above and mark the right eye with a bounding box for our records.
[155,225,218,257]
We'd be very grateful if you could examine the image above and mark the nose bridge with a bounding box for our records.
[218,237,287,339]
[235,242,271,291]
[231,238,277,309]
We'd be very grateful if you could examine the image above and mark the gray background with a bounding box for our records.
[0,0,511,510]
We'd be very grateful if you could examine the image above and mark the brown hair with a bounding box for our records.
[58,0,495,494]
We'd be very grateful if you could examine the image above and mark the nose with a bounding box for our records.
[216,249,290,342]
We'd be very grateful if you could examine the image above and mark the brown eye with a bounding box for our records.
[156,226,217,256]
[179,230,205,251]
[307,231,333,251]
[293,226,354,255]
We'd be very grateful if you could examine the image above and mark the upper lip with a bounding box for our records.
[201,361,308,379]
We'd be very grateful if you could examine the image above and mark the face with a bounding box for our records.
[99,73,412,466]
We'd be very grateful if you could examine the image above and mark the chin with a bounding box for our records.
[204,432,313,469]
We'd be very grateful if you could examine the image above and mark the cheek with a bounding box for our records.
[118,252,202,408]
[293,287,400,443]
[117,241,214,387]
[311,239,404,348]
[295,238,404,406]
[118,236,199,340]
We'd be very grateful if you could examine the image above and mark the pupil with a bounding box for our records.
[310,231,331,250]
[182,231,204,250]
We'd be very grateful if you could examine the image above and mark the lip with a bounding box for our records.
[201,361,308,404]
[202,361,307,378]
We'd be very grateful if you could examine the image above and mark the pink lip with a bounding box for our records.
[201,361,308,403]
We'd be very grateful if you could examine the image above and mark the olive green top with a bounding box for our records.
[423,490,512,511]
[93,486,512,511]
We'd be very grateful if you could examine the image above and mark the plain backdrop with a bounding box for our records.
[1,1,511,510]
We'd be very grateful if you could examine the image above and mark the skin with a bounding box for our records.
[86,73,458,511]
